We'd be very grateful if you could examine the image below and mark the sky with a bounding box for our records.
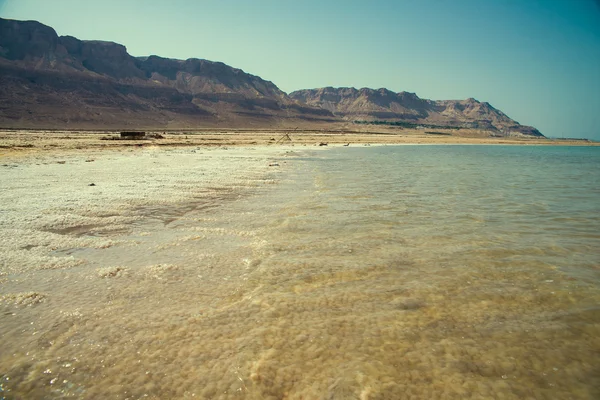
[1,0,599,140]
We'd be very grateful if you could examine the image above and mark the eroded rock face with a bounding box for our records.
[74,40,146,80]
[0,16,540,136]
[139,55,181,80]
[0,18,61,61]
[0,17,336,129]
[290,88,545,137]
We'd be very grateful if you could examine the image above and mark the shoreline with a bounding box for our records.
[0,145,294,273]
[2,140,599,398]
[1,129,597,160]
[0,144,305,397]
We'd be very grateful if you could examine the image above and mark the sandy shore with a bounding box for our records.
[0,129,596,161]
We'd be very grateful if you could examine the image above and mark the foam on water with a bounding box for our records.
[1,145,599,399]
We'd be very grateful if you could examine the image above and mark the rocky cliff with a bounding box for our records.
[0,17,542,136]
[0,17,333,129]
[290,87,543,137]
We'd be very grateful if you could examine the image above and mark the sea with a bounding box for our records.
[1,144,599,399]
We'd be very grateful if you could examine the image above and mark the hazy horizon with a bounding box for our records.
[1,0,599,140]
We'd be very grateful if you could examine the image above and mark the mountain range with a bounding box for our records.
[0,17,543,137]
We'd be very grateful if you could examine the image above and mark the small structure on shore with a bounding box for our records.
[120,131,146,139]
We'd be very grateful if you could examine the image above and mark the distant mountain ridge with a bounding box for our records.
[0,17,332,129]
[0,17,542,136]
[290,87,543,136]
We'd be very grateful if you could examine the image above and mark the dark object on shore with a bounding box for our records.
[343,143,350,146]
[89,183,96,186]
[269,163,280,167]
[319,142,328,146]
[120,131,146,139]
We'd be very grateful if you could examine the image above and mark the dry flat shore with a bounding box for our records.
[0,129,596,160]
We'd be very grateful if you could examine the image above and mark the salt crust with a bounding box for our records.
[0,147,284,275]
[1,291,46,306]
[96,266,128,278]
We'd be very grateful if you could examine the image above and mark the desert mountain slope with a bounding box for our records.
[0,17,542,136]
[0,17,333,129]
[290,87,543,137]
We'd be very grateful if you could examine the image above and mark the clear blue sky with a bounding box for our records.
[1,0,599,139]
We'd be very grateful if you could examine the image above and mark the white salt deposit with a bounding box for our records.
[0,146,285,274]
